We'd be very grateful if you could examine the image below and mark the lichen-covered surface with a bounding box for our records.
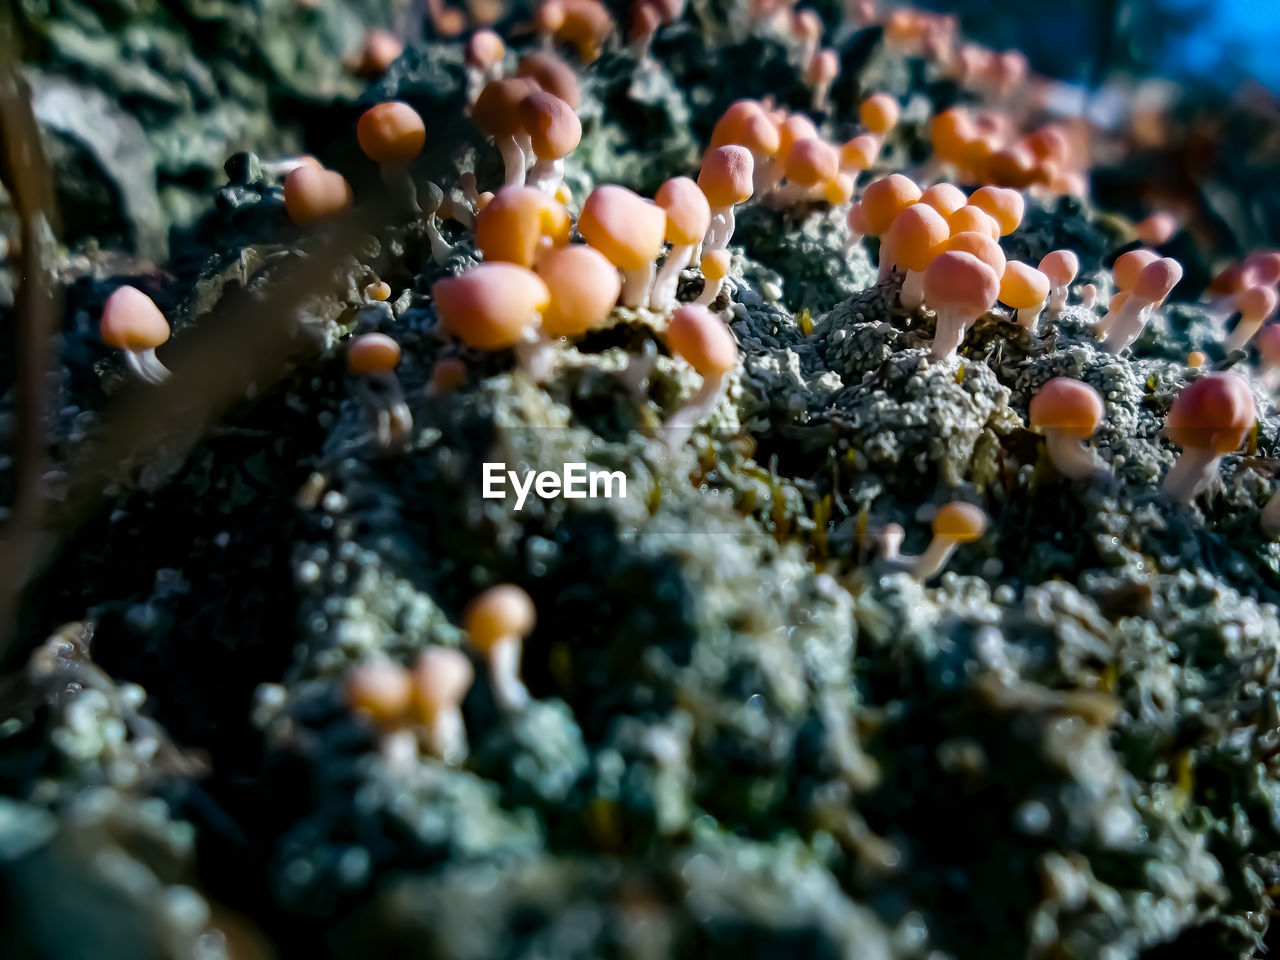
[5,7,1280,960]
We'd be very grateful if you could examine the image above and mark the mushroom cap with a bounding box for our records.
[475,186,571,268]
[1167,373,1256,453]
[411,647,475,713]
[861,174,921,235]
[100,285,170,351]
[667,303,738,376]
[629,0,662,41]
[777,114,820,159]
[860,93,900,135]
[946,205,1000,240]
[822,172,854,205]
[1207,261,1252,296]
[697,145,754,208]
[519,91,582,159]
[283,166,353,225]
[554,0,615,61]
[967,186,1023,236]
[919,182,968,217]
[701,249,731,282]
[1038,249,1079,287]
[473,77,542,138]
[998,261,1050,309]
[1245,251,1280,287]
[357,101,426,165]
[1133,257,1183,303]
[578,185,667,269]
[465,29,506,70]
[1029,377,1104,437]
[346,660,412,725]
[535,244,621,337]
[354,29,404,76]
[534,0,567,34]
[1025,124,1070,164]
[931,501,987,541]
[1238,285,1279,324]
[847,201,869,235]
[839,134,879,171]
[517,51,581,110]
[1112,248,1159,291]
[433,263,551,350]
[710,101,772,152]
[465,584,536,653]
[1135,211,1177,246]
[366,280,392,301]
[984,144,1037,190]
[930,106,975,163]
[784,138,839,188]
[430,357,468,394]
[805,48,839,85]
[945,231,1005,277]
[348,332,401,373]
[655,176,712,245]
[1186,351,1207,368]
[923,251,1000,319]
[1256,324,1280,365]
[791,8,822,41]
[884,202,949,272]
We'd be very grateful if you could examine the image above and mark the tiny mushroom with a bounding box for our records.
[535,244,622,337]
[474,185,570,268]
[1162,372,1256,504]
[967,185,1023,236]
[945,204,1001,240]
[860,173,921,237]
[923,250,1000,362]
[698,145,755,251]
[1028,378,1107,480]
[651,176,712,311]
[357,101,427,211]
[882,201,949,301]
[464,584,537,711]
[519,91,581,195]
[860,93,900,137]
[919,182,968,218]
[465,29,507,101]
[100,285,172,385]
[1101,256,1183,352]
[1224,285,1279,354]
[283,165,353,225]
[774,137,840,207]
[427,356,468,396]
[944,231,1005,278]
[912,501,987,580]
[999,261,1051,334]
[517,51,582,110]
[696,249,732,306]
[663,303,738,448]
[346,660,413,728]
[1038,249,1079,313]
[805,48,839,111]
[409,646,475,763]
[348,332,412,452]
[473,77,543,187]
[433,263,553,378]
[578,185,668,308]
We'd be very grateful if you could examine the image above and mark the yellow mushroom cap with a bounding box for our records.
[968,186,1023,236]
[473,77,542,138]
[930,106,975,163]
[283,166,353,225]
[1239,285,1279,324]
[919,182,968,217]
[1113,249,1159,291]
[366,280,392,301]
[884,202,949,272]
[433,263,551,350]
[1029,378,1104,437]
[578,185,667,270]
[931,501,987,541]
[535,244,622,337]
[946,205,1000,240]
[475,186,570,268]
[346,660,413,726]
[347,332,401,373]
[822,172,855,205]
[945,231,1005,277]
[785,138,839,188]
[554,0,615,62]
[923,250,1000,319]
[697,145,755,208]
[839,134,879,171]
[465,29,506,70]
[777,114,820,159]
[410,647,474,720]
[464,584,536,654]
[357,101,426,165]
[860,93,900,135]
[999,261,1050,309]
[100,285,170,351]
[519,91,582,159]
[1038,249,1079,287]
[710,101,773,152]
[701,249,731,282]
[1186,350,1207,368]
[1167,373,1256,453]
[667,303,738,376]
[861,174,922,236]
[655,176,712,245]
[517,51,581,110]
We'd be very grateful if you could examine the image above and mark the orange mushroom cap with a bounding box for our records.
[655,176,712,245]
[348,332,401,373]
[967,185,1023,236]
[946,205,1001,240]
[1166,373,1256,453]
[100,285,170,350]
[1133,257,1182,303]
[283,166,353,225]
[1113,249,1159,291]
[1024,125,1070,164]
[517,51,581,110]
[924,250,1000,319]
[465,29,506,71]
[945,231,1005,277]
[701,249,731,282]
[554,0,615,62]
[861,174,921,235]
[847,202,869,236]
[519,91,582,159]
[930,107,975,163]
[984,144,1037,189]
[346,661,412,725]
[473,77,542,138]
[822,172,855,205]
[839,134,879,171]
[1245,251,1280,287]
[884,203,949,272]
[932,501,987,541]
[667,303,737,376]
[805,49,839,86]
[1038,249,1079,287]
[464,584,536,654]
[860,93,900,135]
[999,261,1050,309]
[475,186,570,267]
[1029,378,1104,437]
[430,357,468,394]
[785,138,839,188]
[919,182,968,218]
[535,244,621,337]
[578,185,668,270]
[353,30,404,77]
[710,101,768,149]
[410,647,474,721]
[1239,285,1279,324]
[433,263,551,350]
[357,102,426,166]
[777,114,820,159]
[697,145,755,207]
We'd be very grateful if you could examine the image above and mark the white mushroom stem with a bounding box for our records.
[1080,285,1098,309]
[695,275,724,307]
[526,157,565,195]
[930,308,971,362]
[649,244,695,311]
[620,262,656,309]
[422,182,454,264]
[1225,316,1264,354]
[487,636,529,711]
[618,338,657,400]
[1019,302,1045,335]
[753,157,783,196]
[514,324,555,382]
[1161,446,1222,504]
[901,269,926,309]
[1100,298,1153,352]
[704,206,737,251]
[1045,429,1106,481]
[124,348,171,385]
[664,373,728,450]
[358,373,413,452]
[910,535,959,581]
[811,78,833,112]
[1263,486,1280,537]
[872,523,904,561]
[420,703,468,764]
[1048,284,1069,314]
[498,133,528,187]
[767,181,816,208]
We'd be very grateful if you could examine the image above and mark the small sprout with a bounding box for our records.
[100,285,172,385]
[464,585,536,712]
[348,333,412,452]
[474,185,570,268]
[967,185,1023,236]
[805,49,839,112]
[578,185,668,308]
[534,0,567,50]
[860,93,900,136]
[465,29,507,102]
[1135,211,1178,247]
[535,244,621,337]
[357,101,427,213]
[999,261,1051,334]
[696,249,731,306]
[859,173,920,237]
[346,660,413,728]
[1080,283,1098,309]
[422,182,456,264]
[663,303,738,448]
[945,204,1001,240]
[283,165,353,225]
[1038,249,1079,313]
[883,202,949,301]
[519,91,581,195]
[651,176,711,311]
[1100,257,1182,352]
[1029,378,1107,480]
[428,356,468,396]
[1162,372,1256,504]
[912,502,987,581]
[698,145,754,251]
[944,231,1005,278]
[410,647,474,763]
[433,264,552,377]
[1224,285,1278,353]
[919,182,967,218]
[517,51,582,110]
[473,77,542,187]
[871,522,904,561]
[923,250,1000,362]
[366,280,392,302]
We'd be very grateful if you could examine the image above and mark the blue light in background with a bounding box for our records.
[1160,0,1280,91]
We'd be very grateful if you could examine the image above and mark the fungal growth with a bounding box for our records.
[1224,285,1278,354]
[663,303,738,448]
[999,261,1050,334]
[433,263,553,375]
[348,332,412,452]
[1162,373,1256,504]
[409,647,475,763]
[283,165,353,225]
[357,101,426,212]
[519,91,581,195]
[1038,249,1078,314]
[1028,378,1107,480]
[651,176,712,312]
[924,250,1000,361]
[911,502,988,580]
[464,584,536,711]
[1100,257,1183,352]
[100,285,172,385]
[578,185,668,308]
[698,145,755,251]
